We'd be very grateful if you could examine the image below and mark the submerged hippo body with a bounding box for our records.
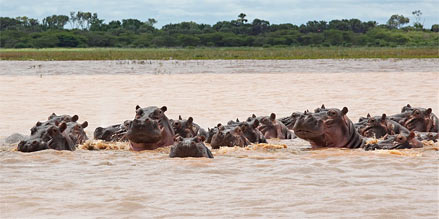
[258,113,294,139]
[358,114,409,138]
[170,136,213,158]
[293,107,364,148]
[364,131,423,150]
[127,105,174,151]
[171,116,208,138]
[415,131,439,142]
[94,120,131,142]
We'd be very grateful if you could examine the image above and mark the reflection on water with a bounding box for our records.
[0,60,438,218]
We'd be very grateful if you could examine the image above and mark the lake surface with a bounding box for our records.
[0,59,438,218]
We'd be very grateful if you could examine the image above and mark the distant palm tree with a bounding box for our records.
[237,13,248,24]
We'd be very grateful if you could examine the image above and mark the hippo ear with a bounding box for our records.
[48,113,56,120]
[71,115,79,122]
[367,113,371,118]
[178,115,182,120]
[426,108,432,115]
[187,117,193,124]
[217,123,222,128]
[81,121,88,128]
[253,119,259,128]
[270,113,276,121]
[36,121,42,126]
[59,122,67,133]
[236,118,240,122]
[381,114,386,121]
[136,105,141,110]
[321,104,325,109]
[160,106,167,112]
[252,114,256,118]
[341,107,348,115]
[407,104,411,108]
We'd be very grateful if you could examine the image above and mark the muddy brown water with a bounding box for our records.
[0,59,438,218]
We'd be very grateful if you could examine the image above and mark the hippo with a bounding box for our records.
[48,113,79,123]
[18,122,75,152]
[65,121,89,144]
[169,136,213,158]
[30,114,89,146]
[293,107,364,148]
[171,116,208,138]
[364,131,423,150]
[397,104,439,132]
[258,113,294,139]
[4,133,27,144]
[279,112,303,129]
[210,124,250,149]
[94,120,131,142]
[207,118,266,145]
[415,132,438,142]
[358,114,409,138]
[126,105,174,151]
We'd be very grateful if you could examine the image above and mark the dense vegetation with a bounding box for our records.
[1,12,438,48]
[1,47,437,60]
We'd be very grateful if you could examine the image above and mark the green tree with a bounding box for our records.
[387,14,409,29]
[237,13,248,24]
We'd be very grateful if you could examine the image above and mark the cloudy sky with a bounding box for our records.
[1,0,438,27]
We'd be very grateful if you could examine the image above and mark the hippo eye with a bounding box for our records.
[328,111,337,117]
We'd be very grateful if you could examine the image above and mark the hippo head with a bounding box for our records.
[360,114,388,138]
[293,107,351,147]
[127,116,162,144]
[48,113,79,123]
[289,112,303,126]
[365,131,423,150]
[127,105,172,148]
[135,105,167,120]
[210,125,248,149]
[170,136,213,158]
[314,104,327,113]
[403,107,432,132]
[258,113,279,138]
[65,121,89,144]
[172,116,195,138]
[239,119,261,143]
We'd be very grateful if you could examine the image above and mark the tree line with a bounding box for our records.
[1,12,438,48]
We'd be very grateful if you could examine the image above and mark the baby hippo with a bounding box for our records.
[169,136,213,158]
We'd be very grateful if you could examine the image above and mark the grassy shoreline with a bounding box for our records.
[1,47,438,60]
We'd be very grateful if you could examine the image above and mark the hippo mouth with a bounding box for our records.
[127,118,163,144]
[405,118,425,131]
[362,126,387,138]
[294,129,322,138]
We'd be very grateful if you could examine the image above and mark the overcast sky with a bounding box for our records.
[1,0,438,28]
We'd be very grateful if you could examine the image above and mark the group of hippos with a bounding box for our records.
[12,104,439,159]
